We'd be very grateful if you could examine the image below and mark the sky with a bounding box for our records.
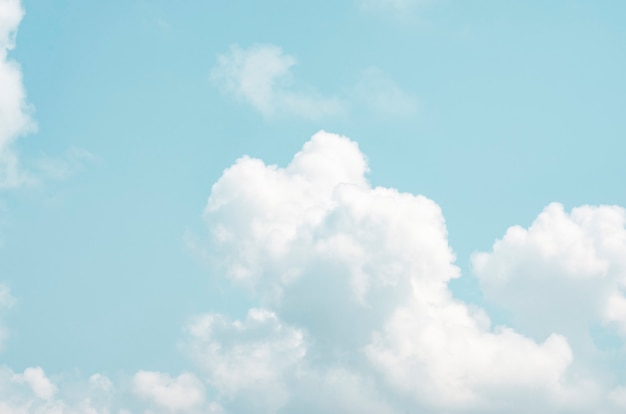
[1,0,626,412]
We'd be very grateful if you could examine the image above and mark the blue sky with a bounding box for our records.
[1,0,626,412]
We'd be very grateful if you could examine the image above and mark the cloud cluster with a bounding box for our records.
[210,44,417,120]
[0,0,35,188]
[3,131,626,413]
[191,131,626,413]
[0,367,118,414]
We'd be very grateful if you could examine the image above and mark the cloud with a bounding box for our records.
[0,283,15,351]
[183,308,305,413]
[210,44,345,119]
[182,308,399,414]
[0,0,35,188]
[12,367,57,400]
[4,131,626,412]
[472,202,626,383]
[210,44,418,120]
[0,366,210,414]
[133,371,206,412]
[0,367,116,413]
[196,130,626,412]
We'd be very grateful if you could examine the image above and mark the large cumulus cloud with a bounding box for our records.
[3,130,626,412]
[191,130,626,413]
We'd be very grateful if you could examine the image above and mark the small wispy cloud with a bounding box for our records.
[210,44,419,120]
[210,44,345,119]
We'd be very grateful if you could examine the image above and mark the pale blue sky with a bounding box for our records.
[1,0,626,412]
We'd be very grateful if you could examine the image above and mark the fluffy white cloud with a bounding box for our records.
[0,366,202,414]
[4,130,626,413]
[473,203,626,342]
[365,291,580,411]
[210,44,344,119]
[12,367,57,400]
[133,371,206,412]
[183,308,401,414]
[0,0,35,188]
[198,131,626,412]
[0,367,113,413]
[184,308,305,413]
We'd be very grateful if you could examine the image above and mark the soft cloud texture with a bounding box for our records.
[210,44,418,120]
[184,309,305,413]
[133,371,206,412]
[210,44,345,119]
[0,367,117,414]
[196,131,626,412]
[473,203,626,341]
[473,202,626,386]
[12,367,57,400]
[0,0,35,187]
[3,131,626,413]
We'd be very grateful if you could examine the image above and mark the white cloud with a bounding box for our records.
[133,371,205,412]
[3,131,626,412]
[12,367,57,400]
[210,44,418,120]
[0,0,35,188]
[184,308,305,412]
[183,308,401,414]
[210,44,345,119]
[0,366,194,414]
[473,203,626,344]
[197,131,626,412]
[0,367,110,414]
[365,291,579,411]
